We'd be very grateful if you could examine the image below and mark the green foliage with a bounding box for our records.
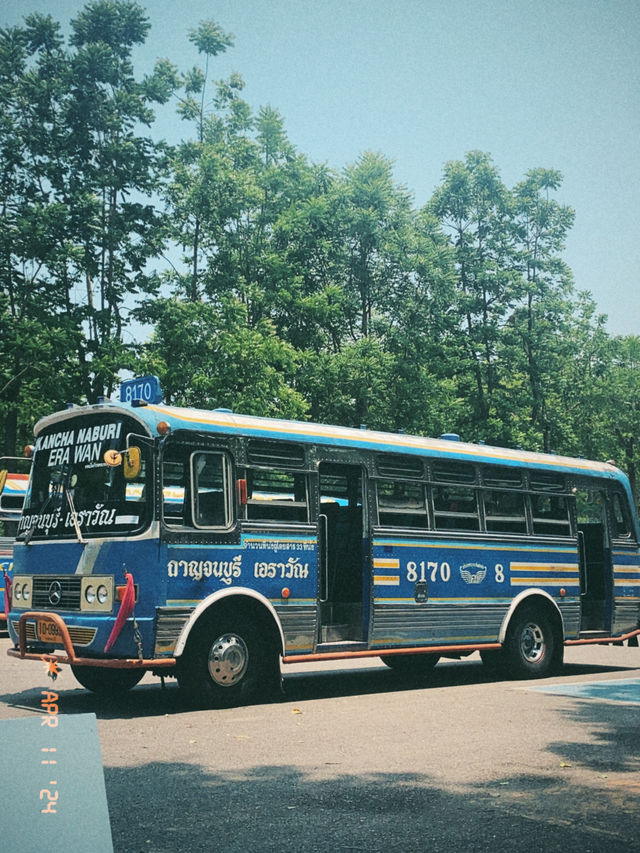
[188,20,234,58]
[138,298,307,419]
[569,330,640,502]
[2,4,638,510]
[0,0,176,453]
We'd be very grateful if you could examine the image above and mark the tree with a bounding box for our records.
[66,0,177,401]
[0,1,177,452]
[429,155,582,451]
[604,336,640,505]
[0,13,80,453]
[138,297,308,418]
[2,5,636,484]
[570,331,640,506]
[172,19,235,301]
[506,168,575,450]
[429,151,519,440]
[275,151,456,430]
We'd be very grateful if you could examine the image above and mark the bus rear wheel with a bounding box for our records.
[177,611,276,708]
[71,665,145,695]
[504,607,558,679]
[380,653,440,677]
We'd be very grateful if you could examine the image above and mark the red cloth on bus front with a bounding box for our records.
[104,572,135,653]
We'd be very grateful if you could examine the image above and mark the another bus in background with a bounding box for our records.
[1,457,30,629]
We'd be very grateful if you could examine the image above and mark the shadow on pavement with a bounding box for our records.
[104,760,638,853]
[0,657,635,721]
[546,698,640,775]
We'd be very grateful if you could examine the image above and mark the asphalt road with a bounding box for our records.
[1,636,639,853]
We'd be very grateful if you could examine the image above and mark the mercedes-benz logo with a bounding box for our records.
[48,580,62,606]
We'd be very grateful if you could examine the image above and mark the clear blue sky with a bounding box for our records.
[3,0,639,334]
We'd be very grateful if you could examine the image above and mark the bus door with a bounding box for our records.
[576,487,613,633]
[318,462,368,645]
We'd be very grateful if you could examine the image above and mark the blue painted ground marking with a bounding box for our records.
[530,677,640,705]
[1,713,113,852]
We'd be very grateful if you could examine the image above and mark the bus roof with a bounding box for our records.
[34,400,623,483]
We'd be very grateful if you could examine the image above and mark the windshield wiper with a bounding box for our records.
[20,464,84,545]
[21,514,41,545]
[21,487,57,545]
[64,485,86,544]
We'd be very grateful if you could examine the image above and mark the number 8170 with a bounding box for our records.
[406,561,451,583]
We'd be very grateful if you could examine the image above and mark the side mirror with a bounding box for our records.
[124,447,142,480]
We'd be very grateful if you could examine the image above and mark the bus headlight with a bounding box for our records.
[10,576,32,609]
[80,577,113,612]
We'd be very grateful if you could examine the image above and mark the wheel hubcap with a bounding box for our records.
[208,633,249,687]
[520,622,545,663]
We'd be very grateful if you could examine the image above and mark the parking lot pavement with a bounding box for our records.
[1,638,639,852]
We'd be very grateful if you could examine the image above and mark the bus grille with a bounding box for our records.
[32,576,82,611]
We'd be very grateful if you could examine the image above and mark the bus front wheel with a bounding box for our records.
[177,611,276,708]
[71,665,145,695]
[504,607,559,679]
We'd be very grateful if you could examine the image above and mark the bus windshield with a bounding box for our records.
[18,413,151,540]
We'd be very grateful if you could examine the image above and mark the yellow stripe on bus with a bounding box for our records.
[511,563,579,572]
[150,404,614,473]
[373,558,400,569]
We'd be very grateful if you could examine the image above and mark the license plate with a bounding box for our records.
[37,620,62,643]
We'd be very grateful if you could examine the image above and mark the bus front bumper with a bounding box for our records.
[7,611,176,670]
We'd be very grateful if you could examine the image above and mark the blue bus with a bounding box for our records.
[7,391,640,704]
[0,457,29,630]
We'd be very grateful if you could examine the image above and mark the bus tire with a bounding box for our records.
[504,606,558,679]
[380,653,440,677]
[71,665,145,695]
[177,611,274,708]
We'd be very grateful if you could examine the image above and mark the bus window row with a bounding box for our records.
[375,454,633,540]
[376,478,571,536]
[161,444,310,529]
[159,443,633,541]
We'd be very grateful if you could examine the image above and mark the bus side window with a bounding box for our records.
[192,452,230,528]
[431,461,479,532]
[162,445,189,527]
[244,469,309,523]
[611,491,632,539]
[376,481,428,528]
[530,493,570,536]
[432,484,480,531]
[528,473,570,537]
[483,490,527,534]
